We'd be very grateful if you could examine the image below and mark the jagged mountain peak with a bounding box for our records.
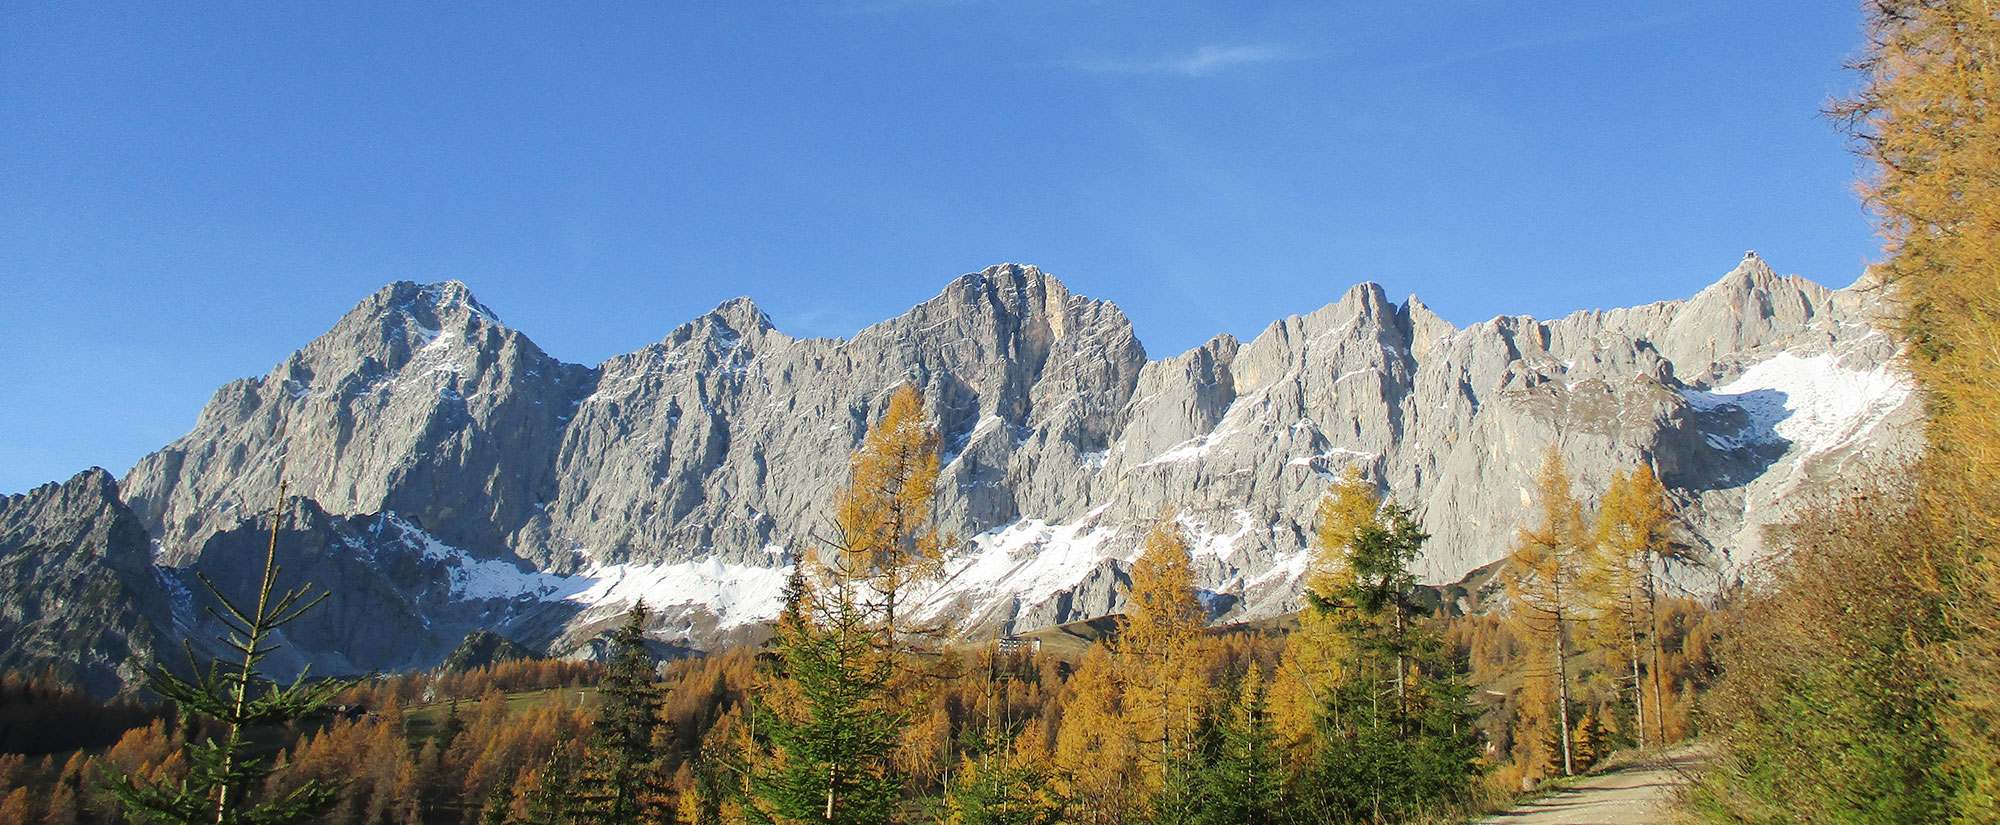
[1173,332,1240,361]
[707,295,772,330]
[648,296,778,353]
[954,262,1062,296]
[1240,282,1398,349]
[930,262,1058,311]
[0,466,171,697]
[411,279,500,320]
[5,465,118,507]
[1401,296,1458,361]
[358,279,504,331]
[1696,252,1828,303]
[276,278,526,385]
[1342,279,1394,306]
[1323,281,1401,326]
[898,263,1133,344]
[122,274,588,565]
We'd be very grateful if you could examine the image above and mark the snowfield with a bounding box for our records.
[381,513,795,628]
[1681,351,1911,457]
[914,509,1120,621]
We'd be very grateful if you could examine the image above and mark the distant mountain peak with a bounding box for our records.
[1710,250,1799,293]
[647,296,777,355]
[360,279,503,326]
[416,280,502,323]
[289,279,521,375]
[705,296,774,334]
[945,262,1074,311]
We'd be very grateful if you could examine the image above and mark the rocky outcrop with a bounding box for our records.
[0,255,1919,689]
[440,631,541,672]
[0,469,175,697]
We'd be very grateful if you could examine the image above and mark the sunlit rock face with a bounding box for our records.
[11,255,1917,688]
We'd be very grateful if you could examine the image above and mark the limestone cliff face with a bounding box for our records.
[8,256,1917,686]
[523,267,1146,571]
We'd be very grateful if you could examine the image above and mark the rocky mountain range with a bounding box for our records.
[0,254,1918,694]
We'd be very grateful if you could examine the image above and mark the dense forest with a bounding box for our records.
[6,2,1997,823]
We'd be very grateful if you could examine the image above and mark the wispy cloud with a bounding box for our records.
[1402,12,1694,73]
[1068,44,1306,77]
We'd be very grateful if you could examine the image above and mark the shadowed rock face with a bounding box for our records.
[171,499,592,680]
[0,470,174,697]
[4,256,1919,687]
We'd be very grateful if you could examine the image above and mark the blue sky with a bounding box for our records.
[1,2,1875,494]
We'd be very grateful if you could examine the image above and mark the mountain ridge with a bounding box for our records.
[0,256,1919,692]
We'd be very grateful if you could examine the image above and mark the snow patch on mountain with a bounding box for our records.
[1682,352,1911,456]
[1180,510,1258,559]
[1252,547,1317,587]
[1287,446,1379,470]
[381,513,793,628]
[557,555,794,625]
[909,506,1286,630]
[917,510,1120,619]
[1141,429,1239,467]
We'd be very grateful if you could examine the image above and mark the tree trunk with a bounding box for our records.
[1647,561,1666,747]
[1629,619,1647,751]
[1555,578,1575,777]
[1393,605,1408,714]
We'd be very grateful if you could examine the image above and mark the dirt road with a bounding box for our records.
[1475,750,1704,825]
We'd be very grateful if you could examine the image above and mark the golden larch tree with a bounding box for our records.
[1838,2,2000,812]
[1501,449,1591,778]
[1113,518,1210,799]
[1052,643,1139,825]
[1586,465,1678,750]
[1268,470,1372,765]
[832,384,947,645]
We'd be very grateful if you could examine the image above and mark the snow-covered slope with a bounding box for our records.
[1681,344,1911,458]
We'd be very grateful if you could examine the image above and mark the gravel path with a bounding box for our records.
[1474,750,1705,825]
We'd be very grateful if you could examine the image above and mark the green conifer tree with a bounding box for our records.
[108,482,346,825]
[747,571,901,825]
[746,385,947,824]
[520,741,585,825]
[1295,475,1481,823]
[578,602,668,824]
[477,784,515,825]
[1195,667,1282,825]
[440,697,466,749]
[942,729,1064,825]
